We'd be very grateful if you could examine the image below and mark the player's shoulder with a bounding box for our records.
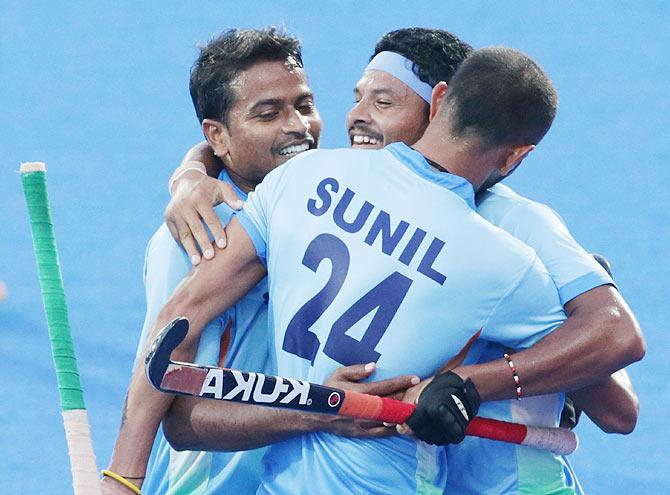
[265,147,382,187]
[477,183,566,230]
[283,147,376,169]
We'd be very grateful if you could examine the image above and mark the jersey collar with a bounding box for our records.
[385,142,475,209]
[218,168,249,201]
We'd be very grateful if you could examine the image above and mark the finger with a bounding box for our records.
[174,218,201,265]
[396,378,430,405]
[385,390,407,401]
[405,404,429,433]
[198,204,227,250]
[356,374,420,397]
[354,419,385,429]
[330,362,377,383]
[438,415,466,444]
[409,413,450,445]
[437,404,467,441]
[413,380,433,403]
[183,210,214,260]
[215,181,244,210]
[362,425,398,438]
[396,423,414,435]
[166,217,181,244]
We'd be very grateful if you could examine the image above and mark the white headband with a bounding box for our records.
[365,51,434,103]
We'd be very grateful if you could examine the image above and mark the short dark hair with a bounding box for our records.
[189,28,303,123]
[442,47,558,148]
[372,28,473,87]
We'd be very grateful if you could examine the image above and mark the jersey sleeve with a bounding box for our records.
[136,225,190,365]
[235,163,291,264]
[136,212,237,368]
[482,254,566,350]
[497,202,614,306]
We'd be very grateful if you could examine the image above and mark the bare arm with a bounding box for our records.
[166,142,243,265]
[103,218,265,492]
[163,363,416,451]
[453,285,645,401]
[165,399,326,452]
[570,368,639,434]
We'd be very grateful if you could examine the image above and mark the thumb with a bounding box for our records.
[215,181,243,210]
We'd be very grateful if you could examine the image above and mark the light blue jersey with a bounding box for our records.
[138,170,270,495]
[236,143,566,495]
[443,183,615,495]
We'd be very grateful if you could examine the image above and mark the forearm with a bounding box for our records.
[164,397,326,451]
[107,305,208,478]
[454,286,645,401]
[108,221,265,478]
[108,372,175,478]
[181,141,223,178]
[570,369,639,434]
[163,361,416,451]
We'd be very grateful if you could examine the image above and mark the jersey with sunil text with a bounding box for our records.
[235,143,566,495]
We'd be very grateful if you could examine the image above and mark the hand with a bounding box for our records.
[394,376,433,435]
[165,170,243,265]
[398,371,481,446]
[319,363,420,438]
[324,362,420,398]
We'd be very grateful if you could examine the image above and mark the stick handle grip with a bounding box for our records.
[339,391,578,454]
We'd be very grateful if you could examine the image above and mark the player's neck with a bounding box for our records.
[413,132,491,190]
[224,166,256,194]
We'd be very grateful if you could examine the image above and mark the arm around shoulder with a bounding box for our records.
[564,284,646,370]
[570,369,639,434]
[453,285,645,402]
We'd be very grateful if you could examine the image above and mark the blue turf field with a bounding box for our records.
[2,1,669,493]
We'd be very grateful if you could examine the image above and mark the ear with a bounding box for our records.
[429,82,449,121]
[202,119,231,159]
[500,144,535,176]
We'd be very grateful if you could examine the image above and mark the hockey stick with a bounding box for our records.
[146,317,579,455]
[20,162,102,494]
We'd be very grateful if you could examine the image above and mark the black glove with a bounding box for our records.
[559,395,583,429]
[406,371,481,445]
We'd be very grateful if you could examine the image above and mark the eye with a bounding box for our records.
[376,99,392,108]
[298,101,315,114]
[257,111,279,121]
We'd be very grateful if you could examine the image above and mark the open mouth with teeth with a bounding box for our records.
[278,141,313,157]
[351,134,382,147]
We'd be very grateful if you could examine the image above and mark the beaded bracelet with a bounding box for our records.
[503,353,522,400]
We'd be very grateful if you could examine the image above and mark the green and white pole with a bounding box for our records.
[20,162,102,494]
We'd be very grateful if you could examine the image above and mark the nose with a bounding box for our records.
[346,99,371,128]
[283,109,310,136]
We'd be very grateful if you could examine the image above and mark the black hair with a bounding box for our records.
[189,27,303,123]
[372,28,473,87]
[442,47,558,148]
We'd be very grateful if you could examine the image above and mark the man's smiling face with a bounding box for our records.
[347,70,429,150]
[222,59,322,187]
